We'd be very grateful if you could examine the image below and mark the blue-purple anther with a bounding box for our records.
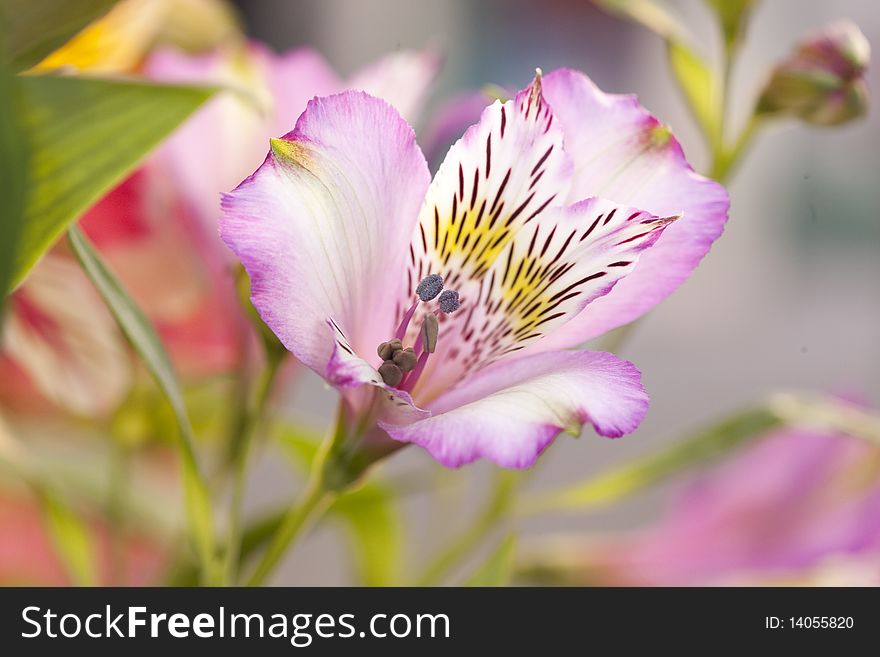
[416,273,444,301]
[438,289,461,314]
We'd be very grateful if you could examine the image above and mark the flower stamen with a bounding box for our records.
[377,275,462,388]
[416,273,444,301]
[438,289,461,314]
[394,274,444,339]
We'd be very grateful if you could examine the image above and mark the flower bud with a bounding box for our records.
[757,20,870,126]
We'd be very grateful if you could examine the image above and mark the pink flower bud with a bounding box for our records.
[757,20,870,126]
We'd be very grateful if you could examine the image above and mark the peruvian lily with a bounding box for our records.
[544,412,880,586]
[0,484,167,585]
[221,68,728,471]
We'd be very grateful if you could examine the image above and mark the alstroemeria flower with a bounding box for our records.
[0,486,167,585]
[221,69,728,468]
[554,415,880,586]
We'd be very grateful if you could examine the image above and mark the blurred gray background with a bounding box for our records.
[231,0,880,584]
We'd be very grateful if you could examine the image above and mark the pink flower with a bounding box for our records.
[220,69,729,469]
[0,488,167,586]
[576,421,880,585]
[0,253,130,416]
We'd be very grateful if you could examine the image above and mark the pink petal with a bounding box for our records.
[585,426,880,585]
[381,350,648,468]
[410,197,673,403]
[408,73,572,297]
[537,68,729,347]
[347,49,441,125]
[220,91,431,375]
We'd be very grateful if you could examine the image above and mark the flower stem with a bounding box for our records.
[243,402,360,586]
[245,471,337,586]
[415,471,520,585]
[222,354,284,585]
[710,116,759,183]
[107,439,131,585]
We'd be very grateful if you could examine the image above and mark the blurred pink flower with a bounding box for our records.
[0,253,130,416]
[220,69,728,468]
[578,419,880,585]
[1,43,440,415]
[0,489,167,586]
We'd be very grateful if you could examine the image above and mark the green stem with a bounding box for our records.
[415,471,519,586]
[711,116,759,183]
[222,354,283,585]
[243,403,355,586]
[245,471,337,586]
[714,42,735,155]
[107,440,131,585]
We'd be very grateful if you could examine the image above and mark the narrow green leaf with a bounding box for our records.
[67,226,216,583]
[38,489,97,586]
[520,408,780,515]
[464,534,516,587]
[278,426,404,585]
[1,0,121,71]
[0,27,26,308]
[667,40,721,147]
[10,74,214,291]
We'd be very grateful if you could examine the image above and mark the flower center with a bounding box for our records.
[375,274,461,391]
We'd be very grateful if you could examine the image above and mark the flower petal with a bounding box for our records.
[463,197,675,365]
[409,197,673,403]
[407,73,572,298]
[220,91,431,375]
[421,90,500,169]
[381,350,648,468]
[347,50,441,125]
[145,46,278,234]
[538,68,729,345]
[264,47,344,133]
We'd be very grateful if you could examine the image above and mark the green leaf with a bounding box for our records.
[1,0,121,71]
[67,226,217,584]
[38,488,97,586]
[9,74,214,291]
[520,407,780,515]
[464,534,516,587]
[0,28,26,309]
[278,426,404,585]
[667,40,722,147]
